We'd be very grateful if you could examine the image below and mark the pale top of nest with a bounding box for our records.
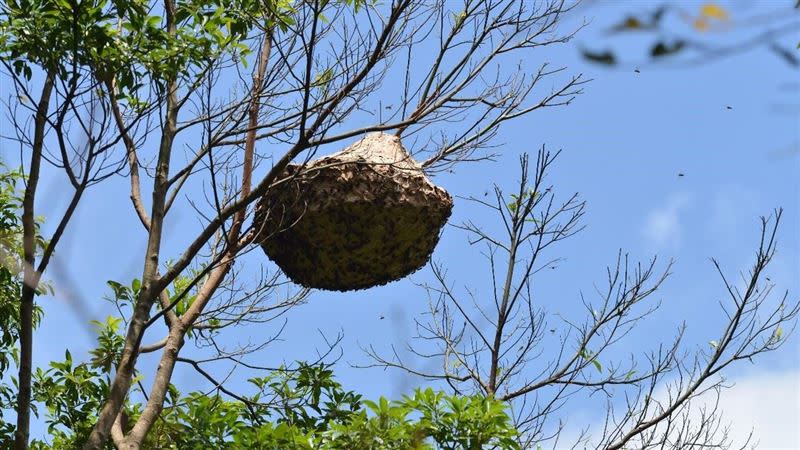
[318,132,422,172]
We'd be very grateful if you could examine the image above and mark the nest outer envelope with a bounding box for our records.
[254,133,453,291]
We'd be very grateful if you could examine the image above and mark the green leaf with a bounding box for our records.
[313,67,334,88]
[507,201,518,213]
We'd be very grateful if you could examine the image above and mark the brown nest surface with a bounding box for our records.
[253,133,452,291]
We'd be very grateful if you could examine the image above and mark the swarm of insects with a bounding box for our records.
[253,133,453,291]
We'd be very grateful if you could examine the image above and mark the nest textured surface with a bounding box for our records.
[254,133,452,291]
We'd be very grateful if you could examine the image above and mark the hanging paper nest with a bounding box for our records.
[253,133,452,291]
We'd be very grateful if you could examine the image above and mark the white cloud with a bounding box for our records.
[642,193,690,249]
[704,369,800,449]
[557,369,800,449]
[630,369,800,449]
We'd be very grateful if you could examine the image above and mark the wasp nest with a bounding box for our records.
[254,133,452,291]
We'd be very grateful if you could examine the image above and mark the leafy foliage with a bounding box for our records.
[0,163,25,446]
[30,352,518,449]
[31,351,113,450]
[0,0,298,103]
[0,163,47,447]
[14,275,519,448]
[143,369,519,449]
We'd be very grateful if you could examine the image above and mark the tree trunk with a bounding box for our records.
[14,71,55,450]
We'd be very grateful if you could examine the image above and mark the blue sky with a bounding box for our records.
[2,0,799,447]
